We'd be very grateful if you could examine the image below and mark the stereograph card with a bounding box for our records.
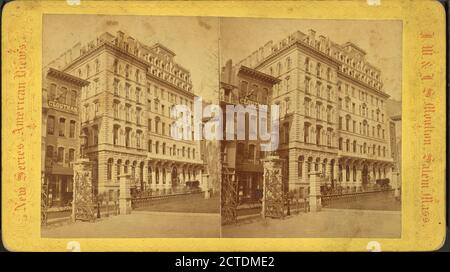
[1,0,446,252]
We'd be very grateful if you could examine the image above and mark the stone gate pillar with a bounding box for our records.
[72,158,95,222]
[393,171,400,199]
[262,155,285,219]
[119,174,131,215]
[309,171,322,212]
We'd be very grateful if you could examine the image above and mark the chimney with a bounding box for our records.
[117,30,125,43]
[308,29,316,44]
[222,59,233,85]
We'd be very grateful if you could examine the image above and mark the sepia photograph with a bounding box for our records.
[40,15,221,238]
[40,15,403,239]
[2,0,446,253]
[219,18,403,238]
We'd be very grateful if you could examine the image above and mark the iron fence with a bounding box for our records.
[321,188,394,207]
[131,188,204,209]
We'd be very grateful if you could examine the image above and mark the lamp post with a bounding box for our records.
[79,130,88,159]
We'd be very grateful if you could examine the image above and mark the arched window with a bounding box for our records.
[346,165,350,181]
[107,158,113,180]
[148,166,152,184]
[162,168,166,184]
[304,122,311,143]
[113,125,120,145]
[298,156,304,178]
[116,159,122,178]
[131,161,136,179]
[124,160,129,174]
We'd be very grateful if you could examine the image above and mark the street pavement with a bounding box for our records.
[42,211,220,238]
[222,208,401,238]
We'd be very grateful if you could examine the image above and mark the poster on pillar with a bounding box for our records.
[1,0,446,252]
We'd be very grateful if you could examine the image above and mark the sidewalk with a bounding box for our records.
[42,211,220,238]
[222,208,401,238]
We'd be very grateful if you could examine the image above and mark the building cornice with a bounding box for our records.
[338,70,390,99]
[238,66,281,85]
[255,40,341,71]
[47,67,90,87]
[62,42,195,97]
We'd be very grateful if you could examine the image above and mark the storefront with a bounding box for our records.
[46,174,73,207]
[237,172,263,204]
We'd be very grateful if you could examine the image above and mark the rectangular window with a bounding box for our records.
[126,105,130,121]
[94,102,99,117]
[69,120,76,138]
[125,83,130,98]
[305,78,310,93]
[69,149,75,162]
[59,118,66,137]
[47,116,55,135]
[113,79,119,95]
[58,87,67,104]
[70,90,77,106]
[241,81,248,96]
[113,103,119,118]
[49,84,57,100]
[136,87,141,103]
[136,109,141,125]
[94,78,99,94]
[57,147,64,163]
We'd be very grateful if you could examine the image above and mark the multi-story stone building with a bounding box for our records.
[47,30,204,197]
[236,29,394,196]
[42,67,90,207]
[220,60,280,203]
